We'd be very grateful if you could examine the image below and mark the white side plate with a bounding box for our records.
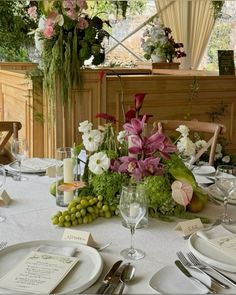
[188,234,236,272]
[194,175,214,185]
[192,166,215,175]
[0,240,103,294]
[149,265,211,294]
[8,158,58,173]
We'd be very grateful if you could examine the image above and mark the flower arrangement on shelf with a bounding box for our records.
[176,124,236,167]
[51,93,210,227]
[27,0,109,105]
[141,17,186,63]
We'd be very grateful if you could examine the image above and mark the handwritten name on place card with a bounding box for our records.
[175,218,203,236]
[62,228,96,247]
[0,251,79,294]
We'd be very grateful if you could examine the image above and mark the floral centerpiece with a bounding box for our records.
[51,93,209,227]
[141,17,186,63]
[26,0,109,105]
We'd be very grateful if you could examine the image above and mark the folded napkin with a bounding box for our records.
[37,245,77,257]
[22,158,56,171]
[197,225,236,264]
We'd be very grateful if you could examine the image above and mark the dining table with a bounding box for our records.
[0,172,236,294]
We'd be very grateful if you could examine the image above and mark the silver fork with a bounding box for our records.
[188,252,236,287]
[177,251,229,289]
[0,241,7,250]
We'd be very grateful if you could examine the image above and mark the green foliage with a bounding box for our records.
[208,22,231,65]
[138,175,176,215]
[0,1,37,61]
[165,154,197,188]
[212,1,225,19]
[92,0,147,19]
[91,171,129,205]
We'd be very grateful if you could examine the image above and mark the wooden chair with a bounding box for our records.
[155,120,226,166]
[0,121,22,164]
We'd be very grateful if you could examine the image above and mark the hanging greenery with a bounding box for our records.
[212,1,225,19]
[26,0,109,113]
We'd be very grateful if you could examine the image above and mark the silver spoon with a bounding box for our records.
[119,263,135,295]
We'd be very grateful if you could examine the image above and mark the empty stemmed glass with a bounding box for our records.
[119,185,147,260]
[0,165,6,222]
[215,165,236,224]
[11,138,28,181]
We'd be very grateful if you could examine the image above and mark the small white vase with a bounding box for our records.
[151,54,166,63]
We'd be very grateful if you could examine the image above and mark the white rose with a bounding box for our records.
[117,130,126,144]
[176,125,190,137]
[88,152,110,175]
[222,155,230,163]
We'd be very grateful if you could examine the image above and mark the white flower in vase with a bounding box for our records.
[117,130,126,144]
[176,125,190,137]
[177,137,196,157]
[88,152,110,175]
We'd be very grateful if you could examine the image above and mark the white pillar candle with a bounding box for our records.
[63,158,74,204]
[130,202,140,218]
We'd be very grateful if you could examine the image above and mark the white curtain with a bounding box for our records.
[155,0,215,69]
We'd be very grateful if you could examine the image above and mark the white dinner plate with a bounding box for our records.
[149,265,211,294]
[188,233,236,272]
[192,166,216,175]
[207,184,236,206]
[7,158,57,174]
[0,240,103,294]
[194,175,214,185]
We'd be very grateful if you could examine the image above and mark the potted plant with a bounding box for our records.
[141,18,186,68]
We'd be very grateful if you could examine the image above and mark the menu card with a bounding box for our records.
[218,50,235,75]
[0,251,79,294]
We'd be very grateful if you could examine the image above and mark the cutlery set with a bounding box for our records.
[96,260,135,294]
[175,251,236,293]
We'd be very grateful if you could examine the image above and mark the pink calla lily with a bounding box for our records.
[135,93,146,113]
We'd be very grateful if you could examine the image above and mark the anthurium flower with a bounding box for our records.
[88,152,110,175]
[135,93,146,113]
[58,181,86,192]
[171,180,193,208]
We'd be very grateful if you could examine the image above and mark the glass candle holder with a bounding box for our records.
[56,147,76,207]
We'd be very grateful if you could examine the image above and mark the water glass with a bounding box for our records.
[56,147,76,207]
[119,185,147,260]
[11,138,28,181]
[0,165,6,222]
[215,165,236,224]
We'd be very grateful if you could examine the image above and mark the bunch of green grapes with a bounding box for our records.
[51,195,118,227]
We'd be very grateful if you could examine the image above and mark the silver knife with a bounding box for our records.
[175,260,216,294]
[96,260,123,294]
[103,263,129,294]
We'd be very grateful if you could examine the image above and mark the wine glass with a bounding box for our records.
[215,165,236,224]
[11,138,28,181]
[0,165,6,222]
[119,185,147,260]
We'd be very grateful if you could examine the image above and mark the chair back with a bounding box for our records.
[0,121,22,154]
[156,120,226,166]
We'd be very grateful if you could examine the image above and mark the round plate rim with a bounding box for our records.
[0,239,103,294]
[188,234,236,272]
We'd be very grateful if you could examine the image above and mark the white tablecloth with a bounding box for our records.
[0,175,236,294]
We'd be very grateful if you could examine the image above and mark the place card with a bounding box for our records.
[62,229,96,247]
[175,218,203,237]
[0,190,12,206]
[0,251,79,294]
